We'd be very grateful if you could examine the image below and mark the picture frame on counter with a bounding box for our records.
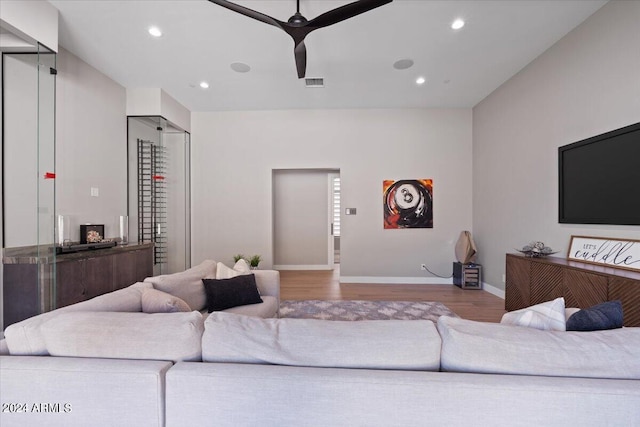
[80,224,105,244]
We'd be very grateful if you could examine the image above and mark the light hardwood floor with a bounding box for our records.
[280,266,506,323]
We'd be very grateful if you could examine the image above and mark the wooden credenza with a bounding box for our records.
[3,243,153,327]
[55,245,154,308]
[506,253,640,327]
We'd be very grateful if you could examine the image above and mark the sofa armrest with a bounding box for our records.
[253,270,280,303]
[1,356,171,426]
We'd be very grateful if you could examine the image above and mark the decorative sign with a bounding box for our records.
[567,236,640,272]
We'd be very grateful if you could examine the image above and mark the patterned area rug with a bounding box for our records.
[279,300,459,321]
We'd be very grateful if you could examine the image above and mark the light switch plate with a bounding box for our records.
[345,208,357,215]
[91,187,99,197]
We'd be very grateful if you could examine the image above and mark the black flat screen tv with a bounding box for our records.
[558,122,640,225]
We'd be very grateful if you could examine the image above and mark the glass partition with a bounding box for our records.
[37,44,57,306]
[127,117,191,275]
[1,32,57,326]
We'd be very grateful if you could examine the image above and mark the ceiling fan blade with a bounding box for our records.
[208,0,284,29]
[294,41,307,79]
[307,0,392,30]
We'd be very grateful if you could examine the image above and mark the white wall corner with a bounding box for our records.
[0,0,59,52]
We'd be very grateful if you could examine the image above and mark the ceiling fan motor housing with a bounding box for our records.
[288,12,308,26]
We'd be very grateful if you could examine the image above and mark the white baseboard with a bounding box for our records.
[274,265,333,271]
[482,282,505,299]
[340,276,454,285]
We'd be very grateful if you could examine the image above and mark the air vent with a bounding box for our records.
[305,78,324,88]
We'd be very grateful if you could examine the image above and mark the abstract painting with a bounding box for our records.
[383,179,433,229]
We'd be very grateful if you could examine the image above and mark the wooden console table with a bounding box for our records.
[505,253,640,327]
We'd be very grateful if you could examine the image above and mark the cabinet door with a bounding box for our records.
[135,247,154,280]
[83,256,115,298]
[609,277,640,327]
[113,248,154,290]
[562,269,607,308]
[505,256,531,310]
[530,263,563,304]
[3,264,40,325]
[56,259,86,308]
[114,251,138,290]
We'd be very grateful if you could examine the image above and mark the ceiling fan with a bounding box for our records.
[208,0,393,78]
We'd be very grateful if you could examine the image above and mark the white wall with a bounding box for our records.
[273,169,332,269]
[473,0,640,293]
[56,47,128,241]
[192,108,472,282]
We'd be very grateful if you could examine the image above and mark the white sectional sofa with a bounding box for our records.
[1,265,639,426]
[2,261,280,356]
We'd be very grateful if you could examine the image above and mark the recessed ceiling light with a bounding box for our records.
[230,62,251,73]
[199,81,209,89]
[148,26,163,37]
[393,59,414,70]
[416,76,426,85]
[451,19,465,30]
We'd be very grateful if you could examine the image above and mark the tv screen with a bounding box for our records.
[559,122,640,225]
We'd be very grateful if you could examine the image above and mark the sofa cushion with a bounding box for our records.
[566,300,624,331]
[202,312,441,370]
[500,297,566,331]
[4,282,153,355]
[202,274,263,312]
[141,288,191,313]
[437,316,640,379]
[222,295,279,318]
[216,259,251,279]
[144,260,216,311]
[41,311,204,362]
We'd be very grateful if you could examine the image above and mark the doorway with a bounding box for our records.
[273,169,340,270]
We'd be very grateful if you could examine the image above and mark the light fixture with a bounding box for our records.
[199,81,209,89]
[148,26,163,37]
[451,19,465,30]
[416,76,426,85]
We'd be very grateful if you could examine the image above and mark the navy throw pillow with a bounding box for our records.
[202,274,263,312]
[566,300,623,332]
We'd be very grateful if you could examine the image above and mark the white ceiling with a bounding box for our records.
[48,0,607,112]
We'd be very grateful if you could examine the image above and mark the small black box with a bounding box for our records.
[80,224,105,244]
[453,262,482,289]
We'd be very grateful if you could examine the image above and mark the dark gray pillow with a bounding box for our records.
[202,274,263,312]
[566,300,623,331]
